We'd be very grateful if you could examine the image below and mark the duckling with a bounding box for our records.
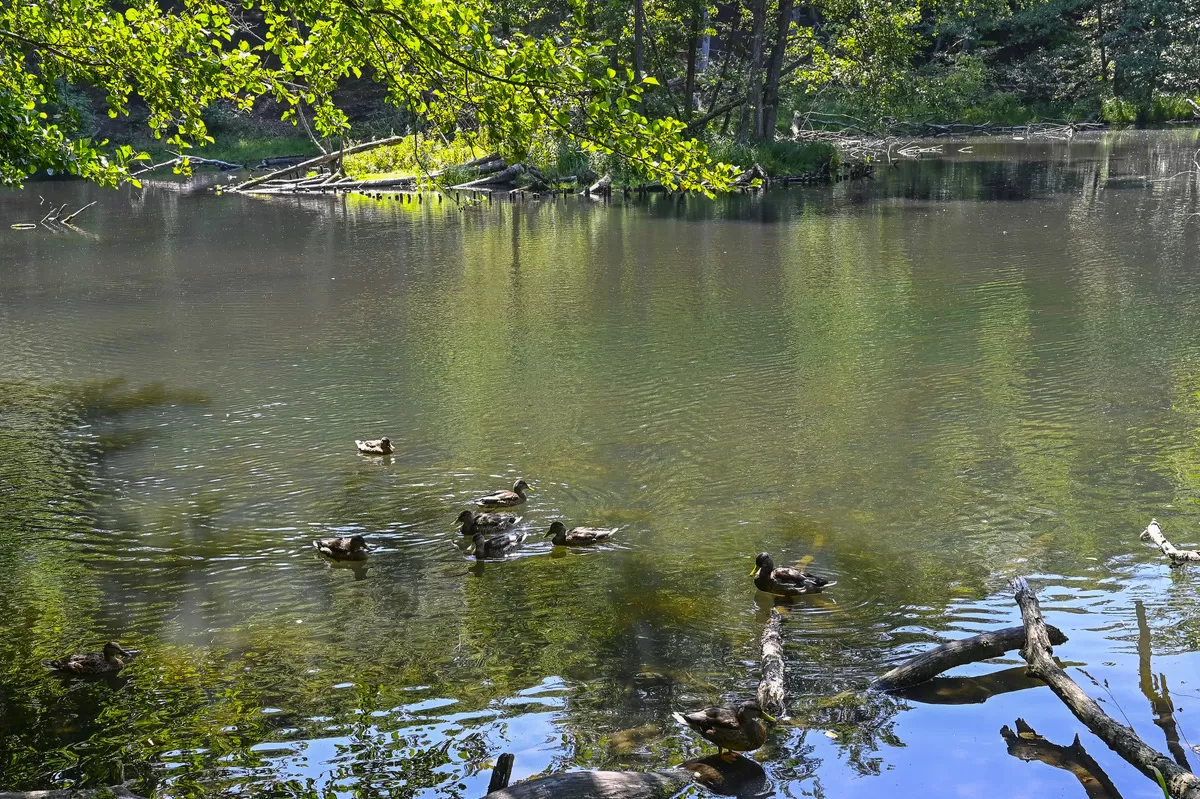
[456,509,520,535]
[43,642,140,675]
[469,529,528,560]
[672,700,774,759]
[751,552,835,597]
[475,478,531,507]
[355,437,393,455]
[544,521,617,546]
[312,534,372,561]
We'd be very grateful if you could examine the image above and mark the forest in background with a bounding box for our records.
[3,0,1200,189]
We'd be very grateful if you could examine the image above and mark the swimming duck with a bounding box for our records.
[751,552,835,597]
[673,700,774,759]
[43,642,140,675]
[469,529,528,560]
[456,509,520,535]
[544,521,617,546]
[312,535,371,561]
[475,479,531,507]
[355,437,393,455]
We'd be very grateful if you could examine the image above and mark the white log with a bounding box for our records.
[1140,519,1200,564]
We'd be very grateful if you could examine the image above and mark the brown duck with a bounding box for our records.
[544,521,617,546]
[456,509,520,535]
[475,479,531,507]
[44,642,140,675]
[673,700,774,759]
[313,535,372,561]
[355,437,393,455]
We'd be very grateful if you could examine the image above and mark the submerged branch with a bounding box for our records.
[757,608,786,717]
[1140,519,1200,565]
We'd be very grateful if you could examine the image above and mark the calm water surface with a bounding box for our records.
[2,131,1200,798]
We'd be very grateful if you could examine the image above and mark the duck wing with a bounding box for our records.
[483,530,527,556]
[675,705,741,734]
[568,527,616,544]
[475,512,519,531]
[772,565,831,588]
[476,490,518,507]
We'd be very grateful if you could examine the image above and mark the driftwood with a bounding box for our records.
[255,154,310,169]
[483,769,692,799]
[586,173,612,195]
[451,163,522,190]
[180,154,243,170]
[487,753,515,793]
[757,608,786,717]
[870,624,1067,692]
[1140,519,1200,564]
[1011,576,1200,799]
[229,135,406,193]
[0,789,146,799]
[1001,718,1123,799]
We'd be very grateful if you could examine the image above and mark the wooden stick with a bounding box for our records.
[60,201,97,224]
[871,624,1067,692]
[757,608,786,717]
[229,135,407,193]
[1140,519,1200,564]
[1011,577,1200,799]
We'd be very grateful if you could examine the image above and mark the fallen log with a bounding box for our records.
[1011,576,1200,799]
[870,624,1067,692]
[255,154,311,169]
[1140,519,1200,565]
[451,163,522,190]
[229,135,406,193]
[757,608,786,717]
[587,173,612,195]
[179,154,243,171]
[483,769,692,799]
[1001,718,1123,799]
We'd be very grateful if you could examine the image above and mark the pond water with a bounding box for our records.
[2,130,1200,799]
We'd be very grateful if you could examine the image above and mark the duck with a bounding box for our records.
[456,509,520,535]
[312,534,372,561]
[43,642,140,675]
[672,700,774,759]
[355,437,393,455]
[469,529,528,560]
[751,552,835,597]
[544,521,617,546]
[475,479,531,507]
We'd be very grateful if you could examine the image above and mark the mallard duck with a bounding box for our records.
[355,437,393,455]
[475,479,531,507]
[673,700,774,759]
[456,509,520,535]
[469,530,528,560]
[43,642,140,675]
[544,521,617,546]
[312,535,372,561]
[751,552,835,597]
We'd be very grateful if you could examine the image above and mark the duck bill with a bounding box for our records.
[749,565,757,576]
[763,711,777,723]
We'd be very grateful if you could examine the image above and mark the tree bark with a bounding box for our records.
[1140,519,1200,564]
[684,8,700,121]
[743,0,767,140]
[633,0,645,81]
[1011,577,1200,799]
[760,0,794,141]
[870,625,1067,692]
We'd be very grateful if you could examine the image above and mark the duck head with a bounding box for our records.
[103,642,138,661]
[513,478,531,494]
[738,700,776,725]
[752,552,775,575]
[349,535,370,553]
[544,521,567,539]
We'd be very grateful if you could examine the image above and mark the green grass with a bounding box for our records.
[706,137,838,176]
[343,135,488,181]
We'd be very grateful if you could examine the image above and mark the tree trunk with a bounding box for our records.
[633,0,645,81]
[684,9,700,120]
[870,625,1067,692]
[743,0,766,140]
[760,0,794,141]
